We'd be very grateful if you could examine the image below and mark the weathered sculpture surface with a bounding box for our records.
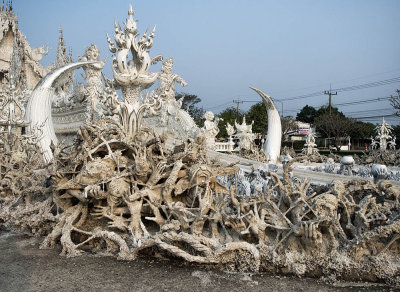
[25,61,99,162]
[374,117,395,151]
[250,87,281,163]
[80,44,105,122]
[156,57,187,102]
[302,128,318,156]
[1,3,400,288]
[199,111,220,150]
[107,4,162,108]
[235,116,254,151]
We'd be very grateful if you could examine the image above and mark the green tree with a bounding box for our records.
[391,125,400,142]
[216,107,241,138]
[296,105,317,124]
[316,106,345,118]
[349,121,375,139]
[281,116,298,141]
[314,111,354,150]
[175,93,205,127]
[389,90,400,116]
[246,102,268,135]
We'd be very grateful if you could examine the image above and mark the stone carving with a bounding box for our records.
[79,44,105,122]
[226,122,235,137]
[302,128,318,155]
[0,82,27,133]
[199,111,220,150]
[373,117,395,151]
[2,3,400,288]
[156,57,187,102]
[370,136,379,150]
[324,157,336,173]
[339,155,354,176]
[107,4,162,108]
[250,87,281,163]
[0,6,51,91]
[388,137,396,150]
[235,116,254,151]
[371,164,388,183]
[2,131,400,285]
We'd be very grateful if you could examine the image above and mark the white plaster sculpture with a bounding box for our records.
[153,57,187,127]
[371,164,388,183]
[388,137,396,150]
[302,128,318,155]
[339,155,354,176]
[226,122,235,137]
[324,157,335,173]
[370,136,378,150]
[79,44,105,122]
[235,116,254,151]
[156,57,187,102]
[375,117,394,151]
[25,61,98,162]
[2,4,400,286]
[200,111,220,150]
[107,4,162,108]
[250,87,281,163]
[0,82,27,134]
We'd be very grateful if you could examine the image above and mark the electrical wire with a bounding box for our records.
[279,77,400,102]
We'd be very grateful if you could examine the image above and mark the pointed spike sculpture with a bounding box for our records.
[149,25,156,39]
[250,87,282,163]
[128,4,134,16]
[25,61,98,163]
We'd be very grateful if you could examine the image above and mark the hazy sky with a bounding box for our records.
[14,0,400,124]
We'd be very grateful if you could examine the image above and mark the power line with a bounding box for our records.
[280,77,400,102]
[204,78,399,113]
[206,101,232,110]
[333,95,392,107]
[344,107,393,115]
[353,114,398,120]
[333,77,400,93]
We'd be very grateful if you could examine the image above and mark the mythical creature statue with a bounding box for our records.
[4,4,400,287]
[235,116,254,151]
[302,128,318,155]
[200,111,220,150]
[375,117,394,151]
[156,57,187,102]
[80,44,105,122]
[226,122,235,137]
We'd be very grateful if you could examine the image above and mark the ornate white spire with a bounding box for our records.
[107,4,162,108]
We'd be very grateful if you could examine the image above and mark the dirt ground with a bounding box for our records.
[0,228,395,292]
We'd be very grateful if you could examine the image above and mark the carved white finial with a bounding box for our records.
[128,4,134,16]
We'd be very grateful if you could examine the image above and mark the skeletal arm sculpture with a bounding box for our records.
[250,87,282,163]
[25,61,99,163]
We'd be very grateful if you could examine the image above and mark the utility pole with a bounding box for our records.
[324,84,337,115]
[232,99,243,120]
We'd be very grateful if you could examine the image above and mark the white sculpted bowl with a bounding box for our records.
[371,164,388,177]
[340,156,354,166]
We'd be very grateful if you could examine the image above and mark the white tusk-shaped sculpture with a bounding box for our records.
[250,87,282,163]
[25,61,98,163]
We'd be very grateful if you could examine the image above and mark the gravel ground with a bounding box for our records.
[0,229,395,292]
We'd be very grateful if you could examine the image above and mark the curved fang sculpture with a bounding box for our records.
[250,87,282,163]
[25,61,98,163]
